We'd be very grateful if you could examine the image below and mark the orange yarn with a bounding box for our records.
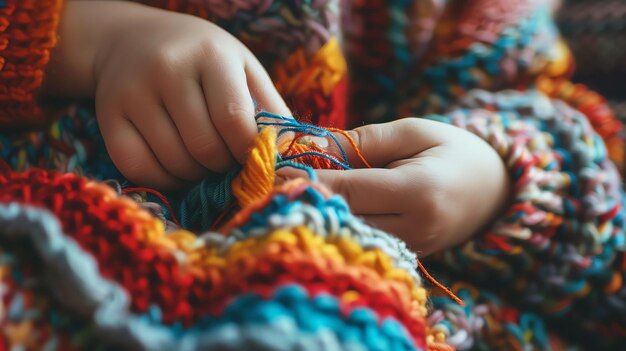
[279,136,347,170]
[229,125,464,310]
[0,0,64,127]
[327,128,374,168]
[278,129,372,170]
[273,38,346,97]
[272,38,349,127]
[231,127,277,207]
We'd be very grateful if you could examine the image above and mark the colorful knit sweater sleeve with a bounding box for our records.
[0,0,64,127]
[373,0,626,342]
[428,88,626,341]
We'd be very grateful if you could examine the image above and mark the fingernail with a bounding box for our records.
[300,135,329,148]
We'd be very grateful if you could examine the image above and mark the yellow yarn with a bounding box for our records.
[273,38,347,96]
[231,127,277,208]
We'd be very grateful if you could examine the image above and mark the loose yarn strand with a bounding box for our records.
[122,187,181,227]
[418,261,464,306]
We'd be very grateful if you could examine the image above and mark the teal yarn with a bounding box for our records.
[179,166,240,232]
[178,111,356,233]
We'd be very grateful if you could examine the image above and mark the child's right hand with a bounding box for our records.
[43,1,289,189]
[278,118,511,255]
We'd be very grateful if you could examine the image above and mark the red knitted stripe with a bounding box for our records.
[0,0,63,127]
[0,168,426,350]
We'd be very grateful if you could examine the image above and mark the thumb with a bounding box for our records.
[327,118,442,168]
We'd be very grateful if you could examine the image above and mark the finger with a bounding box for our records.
[162,78,235,172]
[314,168,406,215]
[360,213,404,235]
[97,112,186,190]
[203,57,258,163]
[276,159,412,215]
[127,100,209,182]
[327,118,446,168]
[244,52,291,116]
[361,214,441,256]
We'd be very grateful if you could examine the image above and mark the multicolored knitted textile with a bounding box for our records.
[2,90,625,349]
[0,123,455,351]
[2,0,626,350]
[426,89,626,349]
[345,0,573,124]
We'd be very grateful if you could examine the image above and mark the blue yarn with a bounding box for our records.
[179,166,240,232]
[178,112,357,232]
[0,203,423,351]
[256,111,351,163]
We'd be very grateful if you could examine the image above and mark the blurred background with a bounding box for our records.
[558,0,626,121]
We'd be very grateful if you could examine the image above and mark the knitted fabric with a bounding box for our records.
[345,0,573,124]
[426,89,626,348]
[1,93,624,349]
[0,129,446,350]
[0,0,63,127]
[2,0,626,350]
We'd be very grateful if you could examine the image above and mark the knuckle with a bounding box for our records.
[352,126,367,150]
[112,151,146,185]
[148,47,180,74]
[413,179,453,235]
[224,101,253,121]
[186,135,231,172]
[333,175,356,205]
[188,135,218,159]
[402,117,422,130]
[160,157,190,177]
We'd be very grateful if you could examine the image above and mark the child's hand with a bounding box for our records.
[44,1,289,189]
[280,119,510,255]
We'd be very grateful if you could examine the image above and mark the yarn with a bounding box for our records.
[179,168,240,232]
[536,77,625,173]
[0,167,445,350]
[427,280,562,350]
[122,187,182,227]
[403,4,570,117]
[0,0,64,127]
[558,0,626,77]
[345,1,572,124]
[2,1,626,350]
[428,89,626,345]
[0,105,119,180]
[232,127,277,208]
[1,93,624,350]
[272,38,349,128]
[179,112,368,232]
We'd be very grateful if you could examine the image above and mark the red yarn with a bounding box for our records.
[0,168,428,347]
[286,77,348,129]
[122,187,181,227]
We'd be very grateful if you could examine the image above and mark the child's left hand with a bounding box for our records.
[279,118,510,255]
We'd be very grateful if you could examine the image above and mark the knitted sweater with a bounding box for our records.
[0,0,63,127]
[1,1,625,350]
